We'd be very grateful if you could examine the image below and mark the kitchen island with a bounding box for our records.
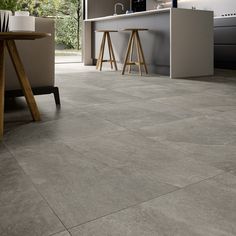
[84,8,214,78]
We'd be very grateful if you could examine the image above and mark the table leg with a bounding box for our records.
[6,40,41,121]
[0,41,5,139]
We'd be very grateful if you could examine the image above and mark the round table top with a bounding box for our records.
[95,30,118,33]
[0,32,51,40]
[123,28,148,31]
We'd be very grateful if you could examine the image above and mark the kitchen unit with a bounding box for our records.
[84,8,214,78]
[214,16,236,69]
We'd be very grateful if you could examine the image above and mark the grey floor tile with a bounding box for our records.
[3,113,125,148]
[70,173,236,236]
[159,141,236,176]
[82,101,173,126]
[0,152,65,236]
[1,65,236,235]
[151,93,236,111]
[66,130,222,187]
[113,84,197,99]
[62,88,140,107]
[51,230,71,236]
[131,99,203,120]
[138,116,236,146]
[109,111,184,129]
[0,143,8,154]
[10,141,177,228]
[4,97,76,130]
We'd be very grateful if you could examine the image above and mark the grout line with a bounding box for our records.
[3,137,226,235]
[67,171,224,232]
[48,229,71,236]
[4,143,71,235]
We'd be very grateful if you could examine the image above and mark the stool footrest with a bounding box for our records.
[97,59,116,63]
[126,62,145,65]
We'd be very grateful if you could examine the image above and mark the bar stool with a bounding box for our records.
[96,30,118,71]
[122,28,148,76]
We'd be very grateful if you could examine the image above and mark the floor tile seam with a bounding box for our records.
[126,111,236,128]
[147,94,236,104]
[155,140,236,174]
[2,122,33,137]
[67,187,181,232]
[0,142,10,155]
[96,110,165,123]
[62,99,145,110]
[82,115,156,143]
[66,171,225,231]
[99,86,147,101]
[101,113,202,132]
[3,144,70,233]
[48,229,72,236]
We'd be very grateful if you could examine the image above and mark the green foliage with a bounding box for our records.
[56,16,78,49]
[0,0,18,11]
[0,0,82,49]
[40,0,82,49]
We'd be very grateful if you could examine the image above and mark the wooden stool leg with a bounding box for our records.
[6,40,41,121]
[107,33,113,69]
[96,34,102,69]
[107,33,118,71]
[96,32,106,70]
[128,34,134,74]
[136,32,148,74]
[99,32,107,71]
[0,41,5,139]
[122,31,134,75]
[134,31,142,76]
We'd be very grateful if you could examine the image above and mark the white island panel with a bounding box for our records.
[83,8,214,78]
[171,8,214,78]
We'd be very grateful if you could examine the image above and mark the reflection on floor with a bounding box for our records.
[1,64,236,236]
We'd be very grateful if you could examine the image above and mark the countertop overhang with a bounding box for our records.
[84,8,171,22]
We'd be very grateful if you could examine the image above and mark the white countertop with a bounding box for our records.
[214,15,236,19]
[84,8,171,22]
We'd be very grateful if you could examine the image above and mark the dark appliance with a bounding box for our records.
[132,0,146,12]
[214,16,236,69]
[172,0,178,8]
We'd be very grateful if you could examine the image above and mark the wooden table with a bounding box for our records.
[0,32,51,139]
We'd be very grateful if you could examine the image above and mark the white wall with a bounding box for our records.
[147,0,236,16]
[178,0,236,16]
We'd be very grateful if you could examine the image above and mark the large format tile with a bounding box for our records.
[3,113,125,148]
[0,152,65,236]
[63,87,140,107]
[67,130,222,187]
[2,65,236,235]
[52,230,71,236]
[151,93,236,112]
[131,99,203,120]
[159,141,236,176]
[0,143,8,154]
[70,173,236,236]
[113,84,197,99]
[138,116,236,145]
[4,97,76,131]
[82,101,179,126]
[10,141,178,228]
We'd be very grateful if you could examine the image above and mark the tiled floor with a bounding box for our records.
[1,64,236,236]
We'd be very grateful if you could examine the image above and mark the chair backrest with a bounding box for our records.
[5,17,55,90]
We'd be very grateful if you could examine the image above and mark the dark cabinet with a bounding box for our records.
[132,0,146,12]
[214,17,236,69]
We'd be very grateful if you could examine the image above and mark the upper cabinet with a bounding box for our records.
[85,0,130,19]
